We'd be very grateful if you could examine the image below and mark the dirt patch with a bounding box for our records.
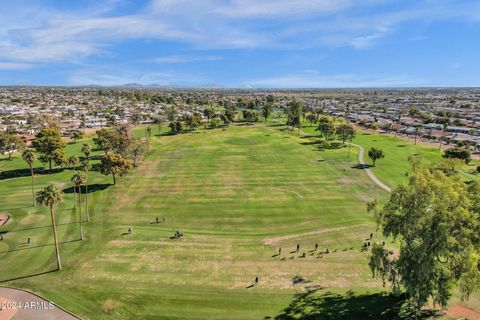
[355,192,375,202]
[263,224,369,246]
[20,214,45,225]
[446,305,480,320]
[0,214,10,228]
[101,298,120,313]
[336,177,360,185]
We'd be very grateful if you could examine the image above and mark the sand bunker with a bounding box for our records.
[0,214,10,228]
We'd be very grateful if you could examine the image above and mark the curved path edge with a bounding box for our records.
[351,143,391,193]
[0,285,81,320]
[265,122,392,193]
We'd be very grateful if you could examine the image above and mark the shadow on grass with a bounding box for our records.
[0,205,32,211]
[63,183,111,194]
[0,268,58,283]
[0,238,81,255]
[352,163,372,169]
[0,167,68,180]
[5,220,80,233]
[271,290,440,320]
[0,167,39,180]
[154,133,170,137]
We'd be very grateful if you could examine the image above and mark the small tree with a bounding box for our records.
[368,147,385,166]
[225,110,236,123]
[128,138,147,166]
[316,117,336,141]
[203,107,215,127]
[169,120,183,134]
[286,100,303,135]
[32,127,66,172]
[100,152,132,185]
[146,126,152,139]
[81,143,91,161]
[413,127,421,145]
[66,155,79,171]
[0,133,25,160]
[184,114,200,132]
[443,147,471,164]
[336,124,356,144]
[262,104,273,123]
[242,109,259,124]
[306,113,317,126]
[70,130,84,143]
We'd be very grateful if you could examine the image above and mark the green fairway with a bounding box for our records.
[2,124,477,319]
[300,123,479,188]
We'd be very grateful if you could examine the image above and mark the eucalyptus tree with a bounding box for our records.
[368,160,480,313]
[261,104,273,123]
[100,152,133,185]
[32,127,66,172]
[367,147,385,166]
[286,100,303,135]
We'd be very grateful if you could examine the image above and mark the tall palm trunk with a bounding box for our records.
[72,185,76,209]
[50,205,62,270]
[78,185,84,240]
[29,165,35,206]
[85,178,89,222]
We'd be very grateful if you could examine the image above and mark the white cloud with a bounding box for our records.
[151,55,223,63]
[0,62,35,70]
[68,66,207,86]
[212,0,356,18]
[0,0,480,64]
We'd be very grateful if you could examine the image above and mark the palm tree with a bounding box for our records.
[414,127,421,145]
[81,160,91,222]
[36,185,64,270]
[22,149,36,206]
[81,144,91,161]
[67,157,81,209]
[71,172,86,240]
[439,122,448,150]
[66,155,79,171]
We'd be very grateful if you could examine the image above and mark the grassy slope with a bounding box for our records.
[1,125,391,319]
[1,123,478,319]
[300,123,479,188]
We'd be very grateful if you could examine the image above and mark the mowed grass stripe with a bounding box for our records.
[3,125,386,319]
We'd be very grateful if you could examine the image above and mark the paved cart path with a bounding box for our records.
[0,286,80,320]
[352,143,391,193]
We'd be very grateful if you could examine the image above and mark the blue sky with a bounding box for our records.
[0,0,480,87]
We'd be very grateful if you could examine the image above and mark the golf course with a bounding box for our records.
[1,123,479,319]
